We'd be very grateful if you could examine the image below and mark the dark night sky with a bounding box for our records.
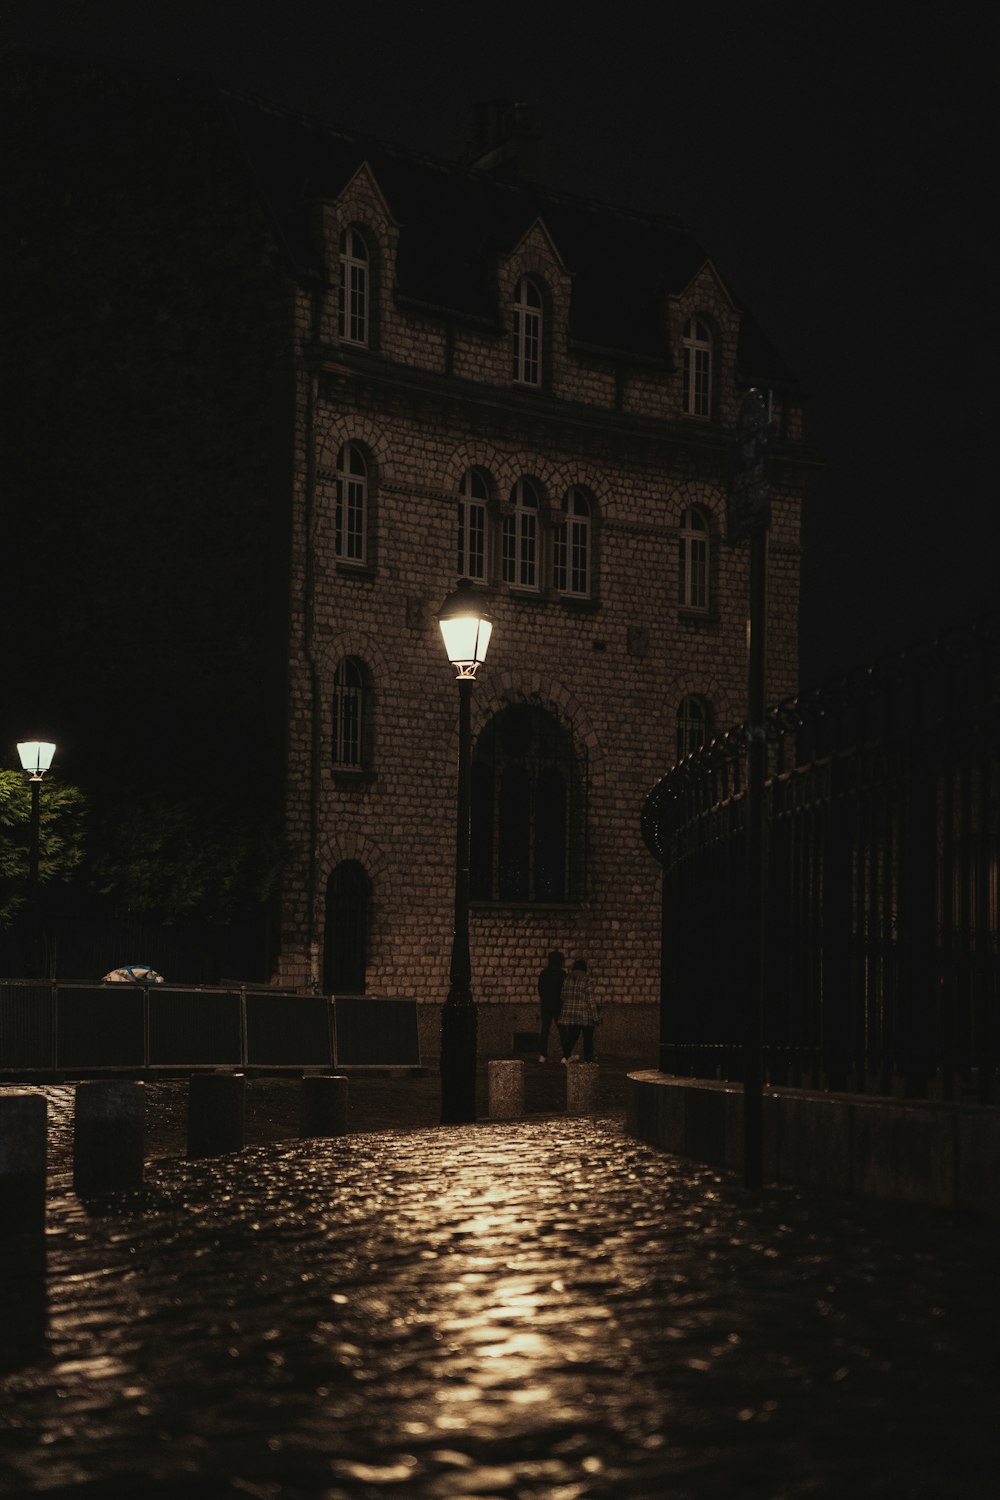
[6,0,998,687]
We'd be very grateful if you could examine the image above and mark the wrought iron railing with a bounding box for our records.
[642,619,1000,1100]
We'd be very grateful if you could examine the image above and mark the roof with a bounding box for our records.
[1,46,797,387]
[220,91,798,385]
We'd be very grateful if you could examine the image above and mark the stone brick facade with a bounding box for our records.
[269,124,817,1056]
[4,58,817,1007]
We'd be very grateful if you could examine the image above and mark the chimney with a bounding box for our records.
[465,100,545,181]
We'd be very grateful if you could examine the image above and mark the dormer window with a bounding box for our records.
[512,276,542,386]
[682,317,712,417]
[338,228,369,345]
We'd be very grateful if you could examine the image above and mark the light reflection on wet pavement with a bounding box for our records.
[1,1091,998,1498]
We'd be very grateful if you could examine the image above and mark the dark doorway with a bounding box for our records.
[323,860,370,994]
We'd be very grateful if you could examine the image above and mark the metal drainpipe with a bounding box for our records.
[302,302,322,994]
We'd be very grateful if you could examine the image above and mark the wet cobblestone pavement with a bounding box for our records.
[1,1068,998,1498]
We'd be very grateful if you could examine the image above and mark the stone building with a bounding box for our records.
[236,99,816,1057]
[3,60,815,1028]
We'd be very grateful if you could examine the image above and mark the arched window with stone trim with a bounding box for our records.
[678,505,710,611]
[323,860,371,994]
[332,656,369,768]
[335,442,369,563]
[338,227,369,345]
[676,695,712,759]
[553,487,593,598]
[471,704,586,903]
[512,276,543,386]
[502,479,540,590]
[457,468,490,582]
[682,316,712,417]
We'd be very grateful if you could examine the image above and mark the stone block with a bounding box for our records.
[488,1059,525,1120]
[73,1080,145,1195]
[0,1092,47,1234]
[566,1061,599,1115]
[301,1075,349,1137]
[187,1074,246,1159]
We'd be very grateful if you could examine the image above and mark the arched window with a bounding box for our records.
[502,479,539,590]
[682,317,712,417]
[471,704,585,903]
[678,505,710,611]
[338,228,369,345]
[335,443,368,563]
[512,276,542,386]
[457,469,489,582]
[323,860,370,994]
[332,657,366,767]
[677,696,711,758]
[553,487,592,598]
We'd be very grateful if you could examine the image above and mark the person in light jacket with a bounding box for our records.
[558,958,599,1062]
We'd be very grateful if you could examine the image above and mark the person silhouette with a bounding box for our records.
[536,950,565,1062]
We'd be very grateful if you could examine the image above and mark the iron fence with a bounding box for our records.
[642,620,1000,1100]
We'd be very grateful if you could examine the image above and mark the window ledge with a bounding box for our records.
[335,561,376,580]
[678,608,718,627]
[331,768,377,788]
[470,900,586,912]
[558,595,600,613]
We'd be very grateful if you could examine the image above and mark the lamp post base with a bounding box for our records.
[440,1000,478,1124]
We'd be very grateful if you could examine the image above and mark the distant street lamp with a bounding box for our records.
[437,580,493,1124]
[17,740,57,979]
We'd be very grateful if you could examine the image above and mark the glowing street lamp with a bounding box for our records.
[437,580,493,1124]
[17,740,57,978]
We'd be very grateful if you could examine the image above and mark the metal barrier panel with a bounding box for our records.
[148,988,243,1068]
[334,998,420,1066]
[0,982,56,1071]
[56,986,146,1070]
[245,992,333,1067]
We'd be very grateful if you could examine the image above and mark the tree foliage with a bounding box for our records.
[0,772,88,926]
[87,789,286,927]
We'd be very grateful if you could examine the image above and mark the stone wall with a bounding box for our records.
[626,1072,1000,1220]
[276,164,811,1027]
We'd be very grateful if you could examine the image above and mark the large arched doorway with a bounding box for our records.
[323,860,371,994]
[471,704,585,903]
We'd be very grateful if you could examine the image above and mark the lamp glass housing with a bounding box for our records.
[17,740,56,777]
[438,582,493,677]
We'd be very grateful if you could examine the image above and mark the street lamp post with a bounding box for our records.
[17,740,57,979]
[437,580,493,1125]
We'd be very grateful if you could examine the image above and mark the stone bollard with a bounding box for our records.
[0,1093,48,1235]
[73,1080,145,1196]
[488,1059,525,1120]
[300,1075,349,1137]
[566,1061,600,1115]
[187,1073,246,1158]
